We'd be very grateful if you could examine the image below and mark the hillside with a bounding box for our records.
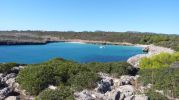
[0,31,179,51]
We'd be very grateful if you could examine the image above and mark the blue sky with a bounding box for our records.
[0,0,179,34]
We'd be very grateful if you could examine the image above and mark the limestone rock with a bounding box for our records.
[48,85,57,90]
[2,73,16,82]
[0,87,12,100]
[74,90,95,100]
[120,75,135,86]
[6,78,16,87]
[5,96,17,100]
[133,95,148,100]
[97,79,113,94]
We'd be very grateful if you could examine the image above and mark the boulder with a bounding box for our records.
[10,67,20,74]
[124,95,148,100]
[124,95,135,100]
[5,96,17,100]
[0,87,12,100]
[119,85,135,97]
[6,78,16,87]
[142,47,149,52]
[2,73,16,82]
[0,73,4,86]
[120,75,135,86]
[74,90,95,100]
[114,91,125,100]
[97,79,113,94]
[48,85,57,90]
[133,95,148,100]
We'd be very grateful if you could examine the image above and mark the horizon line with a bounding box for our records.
[0,30,178,35]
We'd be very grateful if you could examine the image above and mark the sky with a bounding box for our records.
[0,0,179,34]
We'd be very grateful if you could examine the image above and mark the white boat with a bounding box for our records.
[99,45,105,49]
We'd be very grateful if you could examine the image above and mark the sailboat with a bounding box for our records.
[99,45,105,49]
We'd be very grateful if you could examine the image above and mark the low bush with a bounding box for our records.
[139,52,179,98]
[139,52,179,69]
[85,62,136,76]
[68,71,100,90]
[16,64,57,95]
[146,89,168,100]
[140,68,179,98]
[17,58,133,96]
[0,63,18,73]
[17,58,99,95]
[38,86,74,100]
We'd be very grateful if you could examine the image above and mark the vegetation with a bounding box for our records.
[139,52,179,69]
[84,62,136,76]
[146,89,168,100]
[17,58,133,96]
[0,63,18,73]
[139,52,179,98]
[0,31,179,51]
[38,86,74,100]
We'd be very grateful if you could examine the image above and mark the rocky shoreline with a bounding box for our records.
[127,44,175,68]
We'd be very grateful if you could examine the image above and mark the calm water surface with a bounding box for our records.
[0,42,144,64]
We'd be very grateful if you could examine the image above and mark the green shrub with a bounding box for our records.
[140,52,179,69]
[146,89,168,100]
[0,63,17,73]
[38,87,74,100]
[139,53,179,98]
[17,58,98,95]
[68,71,99,90]
[17,58,133,96]
[85,62,135,76]
[139,67,179,98]
[16,64,57,95]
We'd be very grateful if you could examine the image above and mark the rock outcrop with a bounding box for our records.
[0,66,24,100]
[74,73,148,100]
[127,44,175,68]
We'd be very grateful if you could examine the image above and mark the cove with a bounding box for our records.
[0,42,144,64]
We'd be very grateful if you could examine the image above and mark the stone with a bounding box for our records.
[2,73,16,82]
[6,78,16,87]
[74,90,95,100]
[18,66,25,69]
[142,47,149,52]
[0,87,12,100]
[124,95,148,100]
[48,85,57,90]
[124,95,135,100]
[133,95,148,100]
[5,96,17,100]
[13,83,20,93]
[97,79,113,94]
[0,73,4,86]
[114,91,125,100]
[119,85,135,97]
[10,67,20,74]
[120,75,135,86]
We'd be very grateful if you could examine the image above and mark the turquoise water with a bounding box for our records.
[0,42,144,64]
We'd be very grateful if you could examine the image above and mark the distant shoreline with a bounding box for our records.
[0,39,135,46]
